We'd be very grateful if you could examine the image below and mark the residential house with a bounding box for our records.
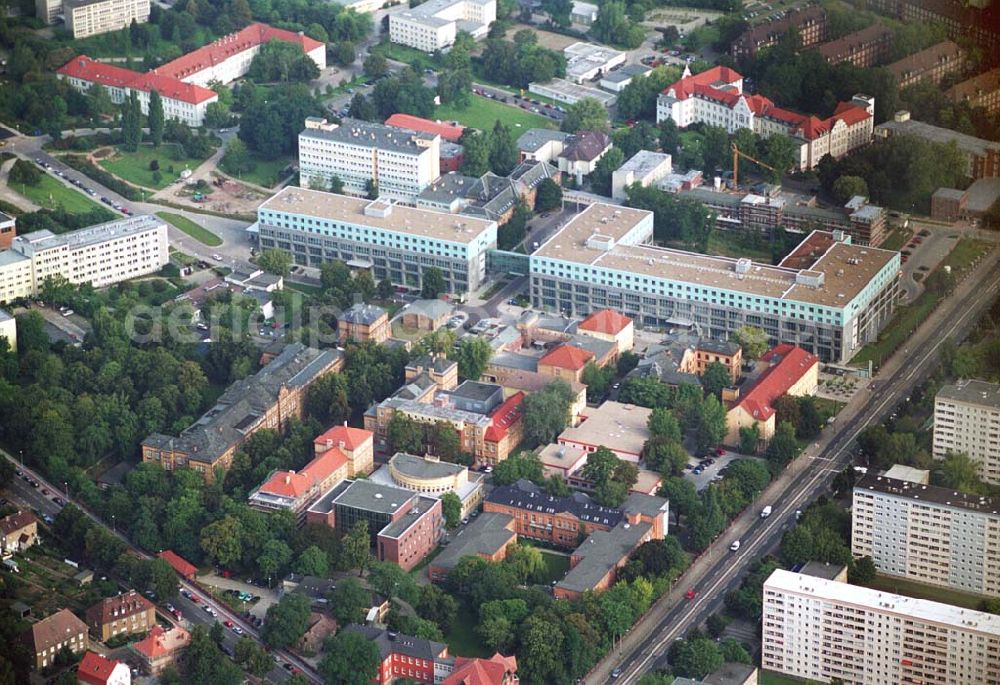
[0,510,39,555]
[85,591,155,642]
[76,651,131,685]
[577,309,634,353]
[538,344,595,383]
[23,609,88,670]
[130,625,191,676]
[947,67,1000,116]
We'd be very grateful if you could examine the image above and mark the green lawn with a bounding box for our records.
[536,550,570,584]
[434,96,556,132]
[863,574,987,610]
[371,41,438,72]
[286,281,324,297]
[813,396,845,422]
[155,212,223,247]
[852,238,992,367]
[99,144,208,189]
[13,174,107,214]
[219,154,293,188]
[760,672,823,685]
[445,603,491,658]
[879,225,912,251]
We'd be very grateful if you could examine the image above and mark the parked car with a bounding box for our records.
[730,540,741,551]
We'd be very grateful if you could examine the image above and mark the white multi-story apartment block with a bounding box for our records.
[656,65,874,171]
[852,471,1000,597]
[298,117,442,202]
[57,24,325,127]
[63,0,150,38]
[530,205,900,364]
[389,0,496,52]
[0,216,169,303]
[35,0,62,24]
[255,187,497,296]
[934,379,1000,484]
[611,150,673,200]
[762,568,1000,685]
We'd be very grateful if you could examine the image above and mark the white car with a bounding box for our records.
[212,254,223,261]
[730,540,741,551]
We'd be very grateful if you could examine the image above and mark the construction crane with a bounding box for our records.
[732,142,776,189]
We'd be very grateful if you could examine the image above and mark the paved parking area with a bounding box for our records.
[197,573,279,618]
[684,451,766,491]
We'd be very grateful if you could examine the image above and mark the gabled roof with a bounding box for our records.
[313,424,373,450]
[664,65,743,101]
[131,625,190,659]
[24,609,87,653]
[157,23,322,81]
[484,392,524,442]
[344,624,448,661]
[256,447,348,498]
[77,651,125,685]
[736,344,818,421]
[560,131,611,162]
[0,510,37,536]
[157,550,197,578]
[57,56,218,105]
[384,113,465,142]
[443,653,518,685]
[539,344,594,371]
[86,590,153,626]
[578,309,632,335]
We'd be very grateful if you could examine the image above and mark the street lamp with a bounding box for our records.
[111,514,116,533]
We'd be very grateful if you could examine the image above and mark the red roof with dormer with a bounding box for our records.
[578,310,632,335]
[57,56,218,105]
[539,345,594,371]
[257,447,348,499]
[77,651,124,685]
[443,653,518,685]
[313,425,373,451]
[384,113,465,142]
[485,392,525,443]
[157,23,322,81]
[665,65,743,101]
[132,625,191,660]
[735,344,818,422]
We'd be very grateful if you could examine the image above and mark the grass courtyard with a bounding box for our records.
[445,603,491,658]
[218,153,294,188]
[99,144,208,190]
[12,174,107,214]
[155,212,223,247]
[434,96,556,133]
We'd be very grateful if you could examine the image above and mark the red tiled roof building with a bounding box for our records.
[384,114,466,142]
[538,344,595,382]
[656,65,874,171]
[157,550,197,579]
[57,23,326,127]
[725,343,819,445]
[443,654,519,685]
[77,651,131,685]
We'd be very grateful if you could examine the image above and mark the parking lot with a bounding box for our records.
[684,450,766,491]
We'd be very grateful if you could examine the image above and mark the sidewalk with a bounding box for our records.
[586,245,1000,684]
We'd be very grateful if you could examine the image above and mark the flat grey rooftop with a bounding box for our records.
[876,118,1000,157]
[555,521,650,594]
[966,178,1000,214]
[379,495,438,538]
[855,473,999,515]
[332,479,416,515]
[432,512,516,572]
[517,128,571,153]
[937,378,1000,408]
[389,453,465,480]
[300,117,438,155]
[615,150,671,176]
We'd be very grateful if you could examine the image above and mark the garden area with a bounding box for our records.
[98,144,208,190]
[218,153,294,188]
[434,96,555,133]
[11,173,106,215]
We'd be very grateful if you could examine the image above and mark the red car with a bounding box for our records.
[224,620,234,628]
[685,588,698,601]
[190,595,200,604]
[715,447,725,456]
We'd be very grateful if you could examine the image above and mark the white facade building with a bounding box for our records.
[852,471,1000,597]
[934,379,1000,484]
[563,41,627,83]
[298,117,442,202]
[63,0,150,39]
[35,0,62,24]
[389,0,496,52]
[256,187,497,296]
[656,65,874,171]
[0,216,169,303]
[57,24,325,127]
[762,568,1000,685]
[611,150,673,200]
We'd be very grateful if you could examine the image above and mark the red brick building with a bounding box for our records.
[85,590,156,642]
[345,625,448,684]
[816,24,892,68]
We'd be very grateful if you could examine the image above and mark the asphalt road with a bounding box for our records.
[1,453,320,684]
[595,249,1000,684]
